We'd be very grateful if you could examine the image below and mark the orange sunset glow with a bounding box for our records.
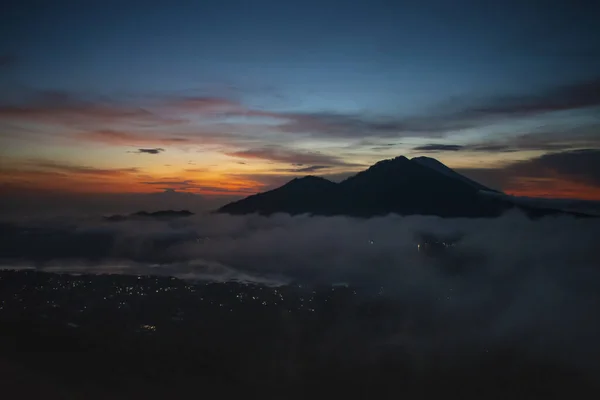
[504,178,600,201]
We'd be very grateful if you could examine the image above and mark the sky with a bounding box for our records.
[1,0,600,210]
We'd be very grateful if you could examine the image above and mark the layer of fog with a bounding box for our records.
[0,189,235,218]
[2,211,600,374]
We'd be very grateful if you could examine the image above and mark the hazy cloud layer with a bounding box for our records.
[3,80,599,148]
[80,130,194,146]
[464,78,600,118]
[412,123,600,155]
[280,77,600,140]
[458,149,600,195]
[0,189,231,217]
[1,212,600,373]
[26,160,139,177]
[275,165,330,173]
[516,149,600,186]
[226,145,358,167]
[0,90,180,127]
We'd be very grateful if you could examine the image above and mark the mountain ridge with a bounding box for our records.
[217,156,595,219]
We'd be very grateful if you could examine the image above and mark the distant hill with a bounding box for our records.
[216,176,340,216]
[217,156,594,219]
[104,210,193,221]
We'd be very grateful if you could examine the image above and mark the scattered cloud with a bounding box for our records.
[129,148,165,155]
[166,96,239,112]
[226,145,358,167]
[413,123,600,154]
[137,173,270,196]
[28,160,139,177]
[458,149,600,199]
[82,130,193,146]
[2,84,600,203]
[0,90,179,127]
[468,145,520,153]
[276,111,475,139]
[284,77,600,140]
[250,77,595,140]
[371,143,403,151]
[413,144,464,152]
[164,137,192,143]
[141,180,194,186]
[462,78,600,118]
[164,96,280,120]
[3,81,599,151]
[509,149,600,186]
[81,130,145,144]
[276,165,331,173]
[0,162,266,198]
[412,142,563,154]
[0,161,148,196]
[402,78,600,139]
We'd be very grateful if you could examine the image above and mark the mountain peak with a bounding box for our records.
[411,156,440,164]
[283,175,336,189]
[218,155,511,217]
[291,175,331,183]
[372,155,410,167]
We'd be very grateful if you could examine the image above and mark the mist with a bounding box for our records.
[2,211,600,375]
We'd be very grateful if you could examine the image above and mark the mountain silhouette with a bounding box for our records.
[104,210,194,221]
[217,156,594,218]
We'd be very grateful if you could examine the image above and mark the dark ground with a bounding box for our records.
[1,270,597,399]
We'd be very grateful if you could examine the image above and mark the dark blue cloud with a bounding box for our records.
[413,144,464,152]
[130,148,165,155]
[275,165,330,173]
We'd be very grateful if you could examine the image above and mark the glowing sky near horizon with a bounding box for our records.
[1,0,600,201]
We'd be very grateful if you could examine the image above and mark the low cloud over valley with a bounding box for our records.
[2,212,599,374]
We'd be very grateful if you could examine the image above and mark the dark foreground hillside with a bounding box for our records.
[1,270,597,399]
